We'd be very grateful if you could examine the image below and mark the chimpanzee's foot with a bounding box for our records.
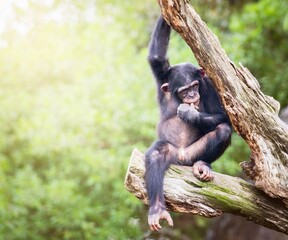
[192,160,214,181]
[148,208,174,231]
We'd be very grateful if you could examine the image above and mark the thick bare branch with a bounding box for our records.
[125,149,288,234]
[157,0,288,200]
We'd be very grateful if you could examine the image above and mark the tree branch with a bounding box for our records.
[124,0,288,234]
[157,0,288,200]
[125,149,288,234]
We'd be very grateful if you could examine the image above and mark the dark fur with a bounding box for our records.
[145,16,232,218]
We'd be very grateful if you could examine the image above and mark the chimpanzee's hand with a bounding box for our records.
[192,161,214,181]
[177,103,199,124]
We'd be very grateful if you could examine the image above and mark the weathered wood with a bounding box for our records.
[157,0,288,200]
[125,149,288,234]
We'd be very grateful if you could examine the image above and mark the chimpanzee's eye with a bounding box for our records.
[193,83,199,91]
[178,89,188,99]
[182,89,188,94]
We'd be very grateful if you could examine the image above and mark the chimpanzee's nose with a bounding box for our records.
[188,92,195,98]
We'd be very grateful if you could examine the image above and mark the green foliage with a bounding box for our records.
[0,1,155,239]
[227,0,288,107]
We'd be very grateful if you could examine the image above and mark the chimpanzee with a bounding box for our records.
[145,16,232,231]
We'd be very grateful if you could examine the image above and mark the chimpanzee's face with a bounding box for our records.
[160,63,203,109]
[177,80,200,108]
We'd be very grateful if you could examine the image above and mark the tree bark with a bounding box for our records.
[125,149,288,234]
[156,0,288,200]
[125,0,288,235]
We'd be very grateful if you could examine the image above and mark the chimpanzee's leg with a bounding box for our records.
[181,123,231,181]
[145,140,177,231]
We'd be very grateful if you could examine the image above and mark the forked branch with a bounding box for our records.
[125,0,288,234]
[157,0,288,200]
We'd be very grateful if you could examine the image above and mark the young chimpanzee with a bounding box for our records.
[145,16,232,231]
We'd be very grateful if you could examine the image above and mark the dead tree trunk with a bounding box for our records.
[125,0,288,234]
[156,0,288,201]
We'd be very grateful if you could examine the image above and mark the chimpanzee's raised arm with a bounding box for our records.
[148,16,171,86]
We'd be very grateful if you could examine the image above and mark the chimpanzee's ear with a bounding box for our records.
[161,83,169,92]
[198,68,206,78]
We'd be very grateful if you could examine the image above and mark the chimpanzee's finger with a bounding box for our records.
[192,166,201,178]
[165,213,174,227]
[202,168,214,181]
[151,217,161,231]
[202,166,209,177]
